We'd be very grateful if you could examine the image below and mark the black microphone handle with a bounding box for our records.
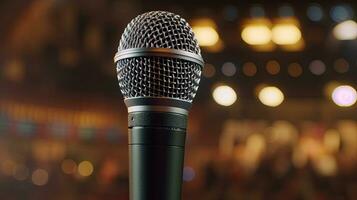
[128,111,187,200]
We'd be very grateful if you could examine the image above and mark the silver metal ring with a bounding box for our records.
[127,105,188,115]
[114,48,204,66]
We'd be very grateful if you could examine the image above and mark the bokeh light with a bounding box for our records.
[249,5,265,18]
[266,60,280,75]
[3,59,25,82]
[278,5,294,17]
[258,86,285,107]
[330,4,354,22]
[324,81,341,99]
[202,63,216,78]
[212,85,237,107]
[13,165,29,181]
[221,62,236,77]
[242,62,257,77]
[241,24,272,45]
[313,154,337,176]
[1,160,16,176]
[183,166,195,182]
[78,161,94,177]
[32,169,49,186]
[223,5,238,21]
[333,58,349,73]
[61,159,77,175]
[332,85,357,107]
[309,60,326,75]
[333,20,357,40]
[307,4,324,21]
[324,129,341,153]
[192,20,219,47]
[272,24,302,45]
[288,63,303,77]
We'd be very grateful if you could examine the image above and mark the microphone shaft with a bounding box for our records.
[128,112,187,200]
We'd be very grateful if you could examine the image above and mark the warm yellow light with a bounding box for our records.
[272,24,301,45]
[333,20,357,40]
[313,154,337,176]
[212,85,237,106]
[324,130,340,153]
[332,85,357,107]
[192,26,219,46]
[1,160,15,176]
[246,134,266,154]
[78,161,94,177]
[241,25,272,45]
[258,86,284,107]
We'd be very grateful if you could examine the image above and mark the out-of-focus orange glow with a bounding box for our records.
[242,62,257,76]
[323,129,341,153]
[266,60,281,75]
[288,62,303,77]
[78,161,94,177]
[61,159,77,175]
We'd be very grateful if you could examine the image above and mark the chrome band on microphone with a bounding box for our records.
[127,105,188,115]
[114,48,204,66]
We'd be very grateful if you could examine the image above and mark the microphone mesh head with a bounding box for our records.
[116,11,203,102]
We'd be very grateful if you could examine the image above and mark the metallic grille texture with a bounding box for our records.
[116,11,203,102]
[117,57,202,102]
[118,11,201,55]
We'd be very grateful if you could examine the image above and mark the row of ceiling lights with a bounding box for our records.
[221,3,355,23]
[191,17,357,52]
[203,58,351,78]
[212,83,357,108]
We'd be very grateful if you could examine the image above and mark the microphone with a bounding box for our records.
[114,11,204,200]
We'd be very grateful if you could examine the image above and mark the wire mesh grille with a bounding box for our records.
[117,56,202,101]
[118,11,201,56]
[116,11,203,102]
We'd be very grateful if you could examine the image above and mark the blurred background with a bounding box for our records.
[1,0,357,199]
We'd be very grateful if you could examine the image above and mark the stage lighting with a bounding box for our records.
[333,20,357,40]
[249,5,265,18]
[333,58,349,73]
[221,62,236,77]
[266,60,280,75]
[212,85,237,106]
[78,161,94,177]
[330,4,353,22]
[313,154,337,176]
[309,60,326,75]
[202,63,216,78]
[288,63,303,77]
[278,4,294,17]
[61,159,77,175]
[192,19,219,47]
[242,62,257,77]
[32,169,49,186]
[258,86,284,107]
[272,24,301,45]
[324,129,340,153]
[307,4,324,22]
[332,85,357,107]
[241,24,272,45]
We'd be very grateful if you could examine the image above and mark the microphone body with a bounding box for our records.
[126,98,189,200]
